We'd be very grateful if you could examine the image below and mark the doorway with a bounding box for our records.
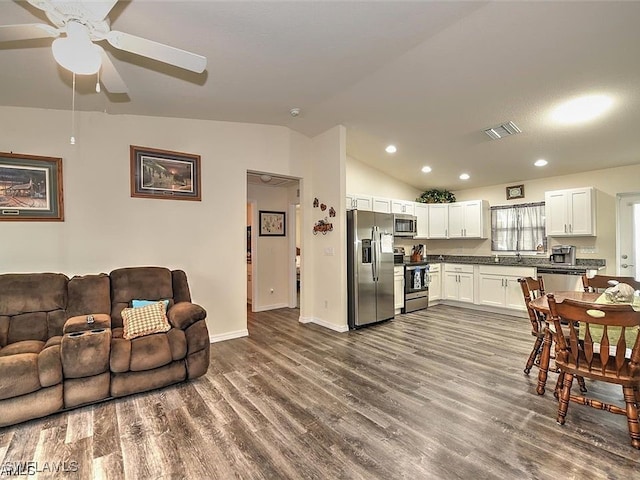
[617,192,640,280]
[247,172,301,313]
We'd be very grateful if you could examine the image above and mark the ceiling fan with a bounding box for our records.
[0,0,207,94]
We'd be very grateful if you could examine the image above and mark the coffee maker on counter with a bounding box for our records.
[550,245,577,265]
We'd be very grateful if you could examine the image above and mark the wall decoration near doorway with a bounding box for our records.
[0,151,64,221]
[259,210,286,236]
[130,145,201,201]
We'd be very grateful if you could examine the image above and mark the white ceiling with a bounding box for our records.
[1,1,639,191]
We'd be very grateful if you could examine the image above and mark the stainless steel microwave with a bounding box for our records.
[394,214,417,237]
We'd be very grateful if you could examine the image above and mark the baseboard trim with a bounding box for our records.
[299,316,349,333]
[253,303,289,312]
[209,329,249,343]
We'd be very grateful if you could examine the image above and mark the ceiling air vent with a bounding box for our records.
[484,121,521,140]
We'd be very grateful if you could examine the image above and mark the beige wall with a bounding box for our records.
[426,163,640,273]
[300,126,348,331]
[0,106,333,341]
[347,155,422,201]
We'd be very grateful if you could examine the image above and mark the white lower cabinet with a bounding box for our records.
[427,263,441,302]
[443,264,474,303]
[394,266,405,313]
[477,265,536,311]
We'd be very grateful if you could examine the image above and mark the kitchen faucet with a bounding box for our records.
[515,252,522,263]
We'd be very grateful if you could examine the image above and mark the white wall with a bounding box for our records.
[427,163,640,274]
[0,106,327,341]
[300,126,348,331]
[347,155,422,201]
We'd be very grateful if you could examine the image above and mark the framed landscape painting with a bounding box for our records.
[0,152,64,221]
[130,145,201,201]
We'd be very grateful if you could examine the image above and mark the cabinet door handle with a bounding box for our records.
[445,229,448,237]
[569,224,573,233]
[564,224,567,233]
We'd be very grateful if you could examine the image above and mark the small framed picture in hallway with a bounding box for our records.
[259,210,286,236]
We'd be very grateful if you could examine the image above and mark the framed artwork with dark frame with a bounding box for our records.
[259,210,286,236]
[506,184,525,200]
[130,145,201,201]
[0,152,64,221]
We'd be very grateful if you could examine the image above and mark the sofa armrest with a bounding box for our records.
[167,302,206,330]
[64,314,112,334]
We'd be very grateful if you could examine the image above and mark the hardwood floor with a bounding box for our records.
[2,305,639,479]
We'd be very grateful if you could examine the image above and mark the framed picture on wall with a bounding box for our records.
[259,210,286,236]
[130,145,201,201]
[0,151,64,221]
[506,184,525,200]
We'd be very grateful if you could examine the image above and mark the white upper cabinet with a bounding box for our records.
[448,200,486,238]
[414,203,429,238]
[346,194,373,211]
[428,204,449,238]
[391,199,415,215]
[372,197,392,214]
[545,187,596,236]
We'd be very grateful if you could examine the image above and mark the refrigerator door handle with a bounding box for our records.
[374,226,381,281]
[371,227,377,281]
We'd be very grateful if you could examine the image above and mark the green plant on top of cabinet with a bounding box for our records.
[544,187,596,236]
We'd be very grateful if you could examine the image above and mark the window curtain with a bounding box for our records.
[491,202,545,251]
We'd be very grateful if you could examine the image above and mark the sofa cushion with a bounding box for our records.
[67,274,111,318]
[121,302,171,340]
[129,334,173,371]
[0,353,41,400]
[0,273,68,317]
[0,340,45,357]
[132,299,170,309]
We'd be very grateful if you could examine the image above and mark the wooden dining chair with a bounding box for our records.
[582,274,640,292]
[519,277,587,395]
[518,276,546,375]
[547,294,640,449]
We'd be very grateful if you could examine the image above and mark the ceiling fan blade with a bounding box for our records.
[106,30,207,74]
[0,23,59,42]
[79,0,120,21]
[97,46,128,94]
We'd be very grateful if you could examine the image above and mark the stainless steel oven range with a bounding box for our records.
[403,262,429,313]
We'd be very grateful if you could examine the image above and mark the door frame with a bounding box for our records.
[616,192,640,278]
[288,203,299,308]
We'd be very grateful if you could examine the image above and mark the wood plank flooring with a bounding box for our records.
[1,304,639,479]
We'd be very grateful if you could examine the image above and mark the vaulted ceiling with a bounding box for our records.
[1,1,639,191]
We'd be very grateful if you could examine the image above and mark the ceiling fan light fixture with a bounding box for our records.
[52,21,101,75]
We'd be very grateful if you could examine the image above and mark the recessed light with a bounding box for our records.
[385,145,397,154]
[421,166,432,173]
[550,94,614,125]
[534,159,548,167]
[459,173,470,180]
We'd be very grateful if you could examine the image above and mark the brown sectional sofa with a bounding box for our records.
[0,267,210,427]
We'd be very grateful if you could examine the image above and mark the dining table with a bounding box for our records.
[528,291,600,395]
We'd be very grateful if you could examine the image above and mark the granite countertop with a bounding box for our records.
[424,254,605,274]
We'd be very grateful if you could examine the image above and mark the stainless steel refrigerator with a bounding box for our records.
[347,210,395,328]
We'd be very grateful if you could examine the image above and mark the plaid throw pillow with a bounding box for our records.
[121,301,171,340]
